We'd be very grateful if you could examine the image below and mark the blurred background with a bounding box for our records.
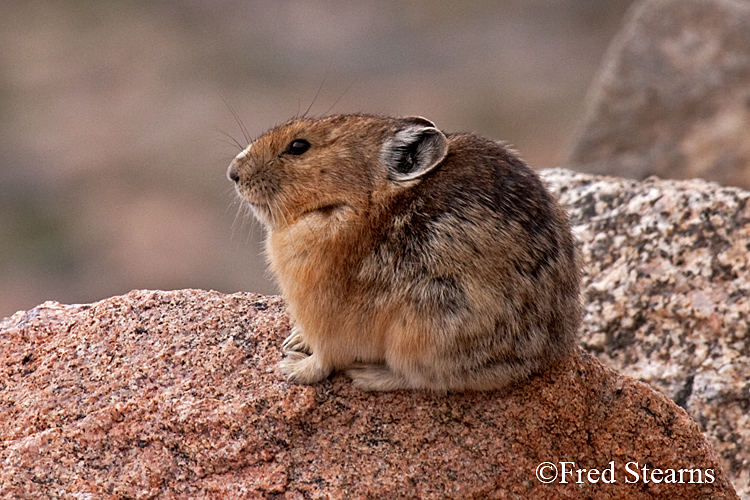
[0,0,635,318]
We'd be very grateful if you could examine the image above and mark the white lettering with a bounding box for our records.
[650,468,663,483]
[587,468,601,483]
[601,461,616,483]
[686,468,702,483]
[625,461,640,483]
[559,462,575,484]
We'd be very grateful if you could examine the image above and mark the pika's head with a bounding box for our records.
[227,114,448,231]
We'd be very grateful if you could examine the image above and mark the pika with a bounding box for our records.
[227,114,581,391]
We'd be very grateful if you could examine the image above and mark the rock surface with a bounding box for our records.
[542,168,750,500]
[566,0,750,190]
[0,287,737,499]
[2,168,748,499]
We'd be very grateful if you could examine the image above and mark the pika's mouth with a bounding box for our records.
[232,184,274,226]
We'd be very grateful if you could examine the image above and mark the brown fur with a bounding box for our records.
[228,114,581,391]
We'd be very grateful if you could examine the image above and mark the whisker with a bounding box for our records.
[227,196,250,244]
[302,61,332,119]
[245,203,258,246]
[271,199,294,249]
[215,128,246,151]
[220,94,251,144]
[231,201,244,243]
[322,79,356,117]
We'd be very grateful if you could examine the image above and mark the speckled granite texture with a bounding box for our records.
[2,169,748,498]
[0,287,737,499]
[543,168,750,500]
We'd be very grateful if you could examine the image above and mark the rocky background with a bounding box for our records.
[567,0,750,190]
[0,0,635,319]
[543,169,750,500]
[558,1,750,495]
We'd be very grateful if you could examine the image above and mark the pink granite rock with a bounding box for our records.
[543,168,750,500]
[567,0,750,190]
[0,288,737,499]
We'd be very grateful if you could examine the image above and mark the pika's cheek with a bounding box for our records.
[299,205,358,230]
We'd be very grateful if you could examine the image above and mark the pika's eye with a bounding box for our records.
[285,139,310,155]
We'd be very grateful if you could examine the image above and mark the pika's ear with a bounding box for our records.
[380,125,448,182]
[400,116,437,128]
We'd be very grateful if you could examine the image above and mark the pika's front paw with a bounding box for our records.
[279,351,331,385]
[282,326,311,354]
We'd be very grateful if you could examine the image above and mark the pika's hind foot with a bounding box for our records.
[279,351,331,385]
[347,363,413,391]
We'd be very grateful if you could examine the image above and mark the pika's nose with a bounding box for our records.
[227,160,240,183]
